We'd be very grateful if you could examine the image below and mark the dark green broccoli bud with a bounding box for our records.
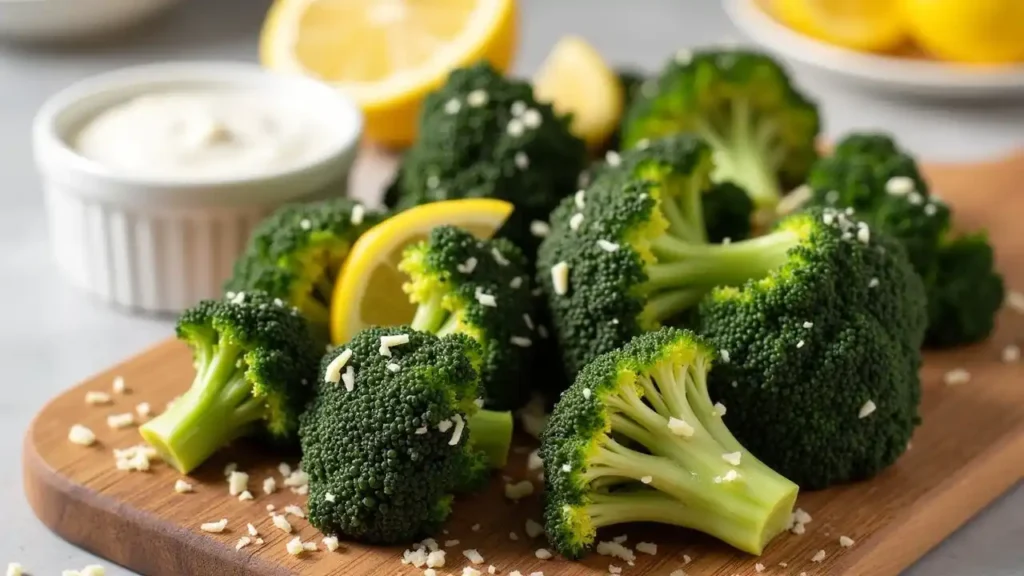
[300,327,513,544]
[925,233,1005,348]
[806,132,1003,347]
[226,198,385,345]
[541,327,798,558]
[400,226,535,410]
[140,290,320,474]
[621,49,820,211]
[697,209,927,489]
[387,61,588,257]
[702,181,755,244]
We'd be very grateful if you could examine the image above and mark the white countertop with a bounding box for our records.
[1,1,1021,574]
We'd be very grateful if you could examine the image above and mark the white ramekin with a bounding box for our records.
[33,62,363,314]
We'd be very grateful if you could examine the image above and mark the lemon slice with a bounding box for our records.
[772,0,906,52]
[533,36,624,150]
[260,0,517,148]
[330,198,514,345]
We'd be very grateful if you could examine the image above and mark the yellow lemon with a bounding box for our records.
[772,0,906,52]
[903,0,1024,64]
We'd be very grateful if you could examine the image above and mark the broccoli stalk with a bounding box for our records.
[464,408,514,469]
[542,328,798,557]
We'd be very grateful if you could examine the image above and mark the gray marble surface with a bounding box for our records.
[1,1,1021,574]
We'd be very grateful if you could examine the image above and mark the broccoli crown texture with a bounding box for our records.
[226,198,384,344]
[386,62,588,256]
[807,131,1004,348]
[301,327,513,544]
[925,233,1005,348]
[697,208,927,489]
[541,327,798,558]
[139,290,320,474]
[400,225,536,410]
[621,48,820,210]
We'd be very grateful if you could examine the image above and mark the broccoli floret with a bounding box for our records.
[386,62,588,257]
[806,132,1004,347]
[139,290,320,474]
[399,226,535,410]
[541,327,798,558]
[300,327,513,544]
[925,233,1005,348]
[621,49,820,211]
[702,181,755,244]
[226,198,384,345]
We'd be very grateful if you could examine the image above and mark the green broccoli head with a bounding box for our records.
[387,61,588,256]
[139,290,320,474]
[541,327,798,558]
[399,226,536,410]
[226,198,385,344]
[301,327,513,544]
[925,232,1005,348]
[696,208,927,489]
[621,49,820,210]
[702,181,755,244]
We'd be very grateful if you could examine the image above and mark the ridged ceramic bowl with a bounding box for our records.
[33,62,363,313]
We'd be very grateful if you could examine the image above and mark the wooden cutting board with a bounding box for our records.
[23,154,1024,576]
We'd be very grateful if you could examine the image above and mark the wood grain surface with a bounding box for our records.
[23,154,1024,576]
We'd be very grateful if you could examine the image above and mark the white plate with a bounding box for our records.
[724,0,1024,99]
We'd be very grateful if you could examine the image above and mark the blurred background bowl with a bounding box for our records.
[0,0,180,43]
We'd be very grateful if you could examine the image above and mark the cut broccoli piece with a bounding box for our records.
[541,327,798,558]
[139,290,320,473]
[226,198,384,345]
[925,233,1005,348]
[300,327,513,544]
[385,62,588,257]
[621,48,820,211]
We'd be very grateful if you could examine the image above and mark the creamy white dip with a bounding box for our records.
[74,90,335,180]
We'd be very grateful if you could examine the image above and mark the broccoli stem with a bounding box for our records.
[139,339,266,474]
[411,292,449,333]
[579,357,798,555]
[467,409,514,468]
[696,98,783,210]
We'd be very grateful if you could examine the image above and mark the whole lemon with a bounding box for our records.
[903,0,1024,63]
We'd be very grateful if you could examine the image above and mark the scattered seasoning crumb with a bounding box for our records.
[325,348,353,384]
[247,523,258,537]
[868,277,880,289]
[640,475,653,484]
[530,220,550,238]
[488,566,497,575]
[535,548,552,560]
[68,424,96,446]
[85,391,112,405]
[510,336,533,348]
[284,504,305,519]
[271,514,293,533]
[635,542,657,555]
[840,535,855,547]
[1006,291,1024,314]
[713,402,727,416]
[350,204,365,225]
[609,566,622,575]
[551,262,570,295]
[235,536,252,550]
[569,212,585,231]
[323,536,340,552]
[112,376,127,394]
[463,549,485,564]
[612,535,627,544]
[228,471,249,496]
[595,541,636,563]
[266,504,275,512]
[582,388,592,399]
[174,479,193,494]
[683,554,692,564]
[106,413,135,429]
[944,368,971,386]
[445,540,460,547]
[505,480,535,500]
[285,537,305,556]
[1003,344,1021,363]
[509,531,519,540]
[722,452,742,466]
[667,417,695,437]
[201,519,228,533]
[755,563,765,573]
[525,519,544,538]
[811,549,827,563]
[263,477,277,495]
[858,400,877,419]
[426,550,446,568]
[135,402,152,418]
[238,490,253,501]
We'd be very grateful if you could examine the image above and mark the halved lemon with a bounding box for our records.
[260,0,518,148]
[329,199,514,345]
[903,0,1024,64]
[772,0,906,52]
[533,36,624,150]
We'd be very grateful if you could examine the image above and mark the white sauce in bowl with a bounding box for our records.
[73,90,337,180]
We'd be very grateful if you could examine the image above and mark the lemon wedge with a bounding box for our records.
[773,0,906,52]
[329,199,514,345]
[261,0,518,147]
[533,36,624,150]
